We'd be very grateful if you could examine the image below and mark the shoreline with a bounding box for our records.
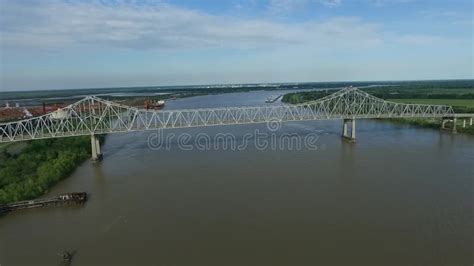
[378,118,474,135]
[0,135,105,205]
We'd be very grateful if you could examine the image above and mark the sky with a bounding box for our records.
[0,0,472,91]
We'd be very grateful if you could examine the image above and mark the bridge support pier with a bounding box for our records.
[462,119,466,128]
[441,118,457,133]
[342,119,356,142]
[470,118,473,126]
[91,134,102,162]
[441,119,448,130]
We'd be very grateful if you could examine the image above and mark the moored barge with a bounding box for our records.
[0,192,87,214]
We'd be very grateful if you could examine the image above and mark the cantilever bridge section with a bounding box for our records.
[0,87,459,144]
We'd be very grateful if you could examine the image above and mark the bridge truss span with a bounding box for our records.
[0,87,456,143]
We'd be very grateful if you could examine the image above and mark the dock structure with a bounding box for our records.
[0,192,87,214]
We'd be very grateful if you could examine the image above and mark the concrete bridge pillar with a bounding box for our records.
[441,118,457,133]
[351,119,356,140]
[342,119,356,142]
[91,134,102,162]
[470,118,473,126]
[441,119,448,130]
[462,119,466,128]
[342,120,348,137]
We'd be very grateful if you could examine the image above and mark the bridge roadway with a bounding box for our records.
[452,113,474,118]
[0,87,472,160]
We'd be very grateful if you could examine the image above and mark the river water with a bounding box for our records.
[1,91,473,266]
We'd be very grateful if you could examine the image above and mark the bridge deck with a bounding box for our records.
[452,113,474,118]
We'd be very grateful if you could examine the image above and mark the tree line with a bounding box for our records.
[0,136,101,204]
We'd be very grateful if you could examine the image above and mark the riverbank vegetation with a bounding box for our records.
[458,125,474,135]
[386,118,441,129]
[0,136,101,204]
[282,80,474,112]
[382,118,474,135]
[390,99,474,114]
[282,80,474,106]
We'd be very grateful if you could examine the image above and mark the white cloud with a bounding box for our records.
[372,0,414,6]
[267,0,310,13]
[0,0,380,52]
[418,9,472,29]
[451,19,474,26]
[419,9,460,18]
[394,34,441,44]
[318,0,342,8]
[267,0,341,13]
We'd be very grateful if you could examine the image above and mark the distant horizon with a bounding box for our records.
[1,78,473,93]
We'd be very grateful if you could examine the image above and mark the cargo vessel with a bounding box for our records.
[0,192,88,214]
[144,99,165,110]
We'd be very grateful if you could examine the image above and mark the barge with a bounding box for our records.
[0,192,87,214]
[265,94,282,103]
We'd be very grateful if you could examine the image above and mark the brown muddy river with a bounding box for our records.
[0,91,473,265]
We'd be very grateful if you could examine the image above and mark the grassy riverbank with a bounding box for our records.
[0,136,101,205]
[390,99,474,107]
[387,118,441,129]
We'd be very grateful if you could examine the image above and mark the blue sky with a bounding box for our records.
[0,0,472,91]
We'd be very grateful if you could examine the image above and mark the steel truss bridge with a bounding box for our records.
[0,87,463,144]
